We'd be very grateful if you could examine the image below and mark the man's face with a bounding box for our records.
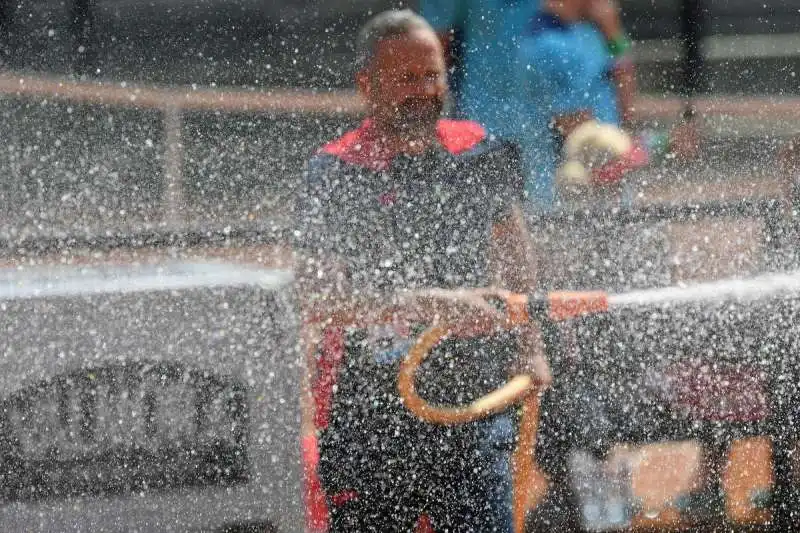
[359,29,448,136]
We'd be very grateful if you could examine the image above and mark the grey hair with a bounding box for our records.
[355,9,435,72]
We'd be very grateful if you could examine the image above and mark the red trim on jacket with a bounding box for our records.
[320,118,486,171]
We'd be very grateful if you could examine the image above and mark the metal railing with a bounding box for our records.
[0,71,798,235]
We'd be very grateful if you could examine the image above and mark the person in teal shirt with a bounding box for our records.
[516,0,697,211]
[420,0,535,139]
[516,0,630,209]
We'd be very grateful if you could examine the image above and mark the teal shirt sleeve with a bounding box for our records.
[538,46,599,116]
[515,40,564,209]
[419,0,465,30]
[528,31,619,122]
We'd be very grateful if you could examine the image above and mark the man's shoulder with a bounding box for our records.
[312,119,488,170]
[314,121,390,172]
[436,119,487,155]
[317,127,367,162]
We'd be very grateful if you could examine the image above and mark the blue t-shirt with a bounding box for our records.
[420,0,535,138]
[515,13,619,210]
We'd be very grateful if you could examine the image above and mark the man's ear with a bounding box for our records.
[356,69,371,100]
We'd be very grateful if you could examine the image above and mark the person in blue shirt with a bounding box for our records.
[419,0,536,139]
[514,0,637,210]
[516,0,698,211]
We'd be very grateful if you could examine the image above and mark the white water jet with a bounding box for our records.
[609,269,800,308]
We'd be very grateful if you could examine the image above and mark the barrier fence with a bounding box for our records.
[524,198,799,531]
[535,282,800,531]
[0,72,798,239]
[5,189,797,530]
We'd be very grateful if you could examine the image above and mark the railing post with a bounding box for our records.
[680,0,708,99]
[162,105,185,226]
[69,0,97,77]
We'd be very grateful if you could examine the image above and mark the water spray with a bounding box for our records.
[527,269,800,323]
[398,269,800,426]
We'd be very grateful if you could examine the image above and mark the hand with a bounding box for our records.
[515,322,553,388]
[406,288,553,388]
[612,58,637,125]
[396,288,507,335]
[668,119,700,162]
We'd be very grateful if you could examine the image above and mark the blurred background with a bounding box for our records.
[3,0,800,94]
[0,0,798,235]
[1,2,799,530]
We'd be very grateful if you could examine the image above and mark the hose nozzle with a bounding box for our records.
[521,291,609,324]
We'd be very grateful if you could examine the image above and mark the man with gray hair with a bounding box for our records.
[296,8,547,533]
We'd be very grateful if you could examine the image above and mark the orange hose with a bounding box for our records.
[506,292,531,326]
[513,392,543,533]
[547,290,609,322]
[398,325,535,425]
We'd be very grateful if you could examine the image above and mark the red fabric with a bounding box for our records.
[329,490,360,507]
[304,328,347,532]
[591,139,649,186]
[305,431,362,532]
[313,327,346,430]
[303,434,329,532]
[320,118,486,171]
